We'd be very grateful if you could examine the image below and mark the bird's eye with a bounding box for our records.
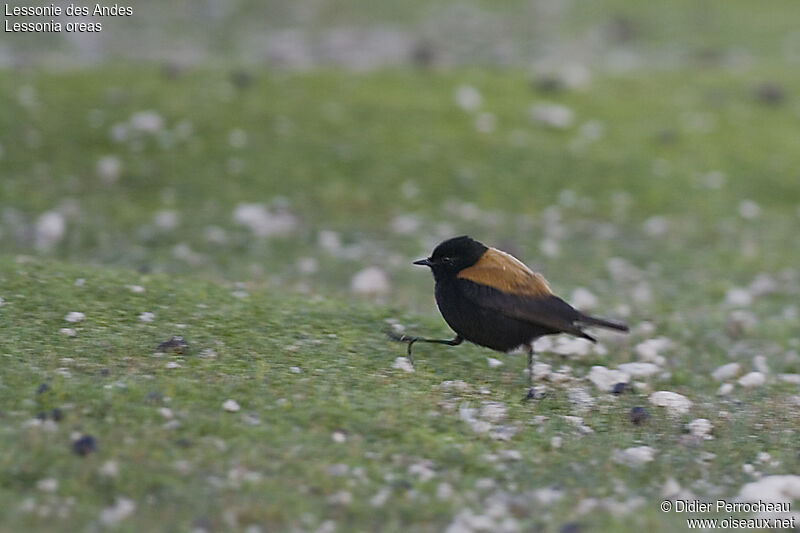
[441,257,453,264]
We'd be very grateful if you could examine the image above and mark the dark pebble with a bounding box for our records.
[100,368,110,377]
[230,70,254,90]
[175,438,193,448]
[145,391,163,404]
[72,435,97,456]
[36,383,51,395]
[612,382,629,395]
[560,522,582,533]
[156,336,189,354]
[630,406,649,425]
[36,411,48,420]
[754,82,785,105]
[524,387,546,401]
[533,76,565,94]
[411,40,436,68]
[50,408,63,422]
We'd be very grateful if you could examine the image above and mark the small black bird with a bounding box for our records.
[392,236,628,394]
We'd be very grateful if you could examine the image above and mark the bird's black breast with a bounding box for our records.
[434,278,558,352]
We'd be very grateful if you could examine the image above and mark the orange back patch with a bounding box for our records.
[457,248,552,297]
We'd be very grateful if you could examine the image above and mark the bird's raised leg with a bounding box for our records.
[387,332,463,366]
[525,343,537,401]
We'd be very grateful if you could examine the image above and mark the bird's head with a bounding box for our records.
[414,235,488,281]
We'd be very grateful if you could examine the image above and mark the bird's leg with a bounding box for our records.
[525,343,537,401]
[387,332,463,366]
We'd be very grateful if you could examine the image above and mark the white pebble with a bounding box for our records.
[129,110,163,133]
[390,214,420,235]
[127,285,145,293]
[726,288,753,307]
[350,267,390,296]
[499,449,522,461]
[717,383,734,396]
[753,355,770,374]
[617,362,660,377]
[99,460,119,478]
[64,312,85,323]
[687,418,713,439]
[223,399,240,412]
[643,216,669,237]
[165,362,181,369]
[35,211,66,251]
[437,482,454,500]
[587,366,629,392]
[737,475,800,504]
[96,155,122,184]
[232,203,297,237]
[317,230,341,253]
[327,491,352,505]
[649,391,692,415]
[487,357,503,368]
[570,287,598,309]
[530,103,574,129]
[392,357,414,373]
[370,487,391,507]
[289,366,302,374]
[613,446,656,467]
[36,478,58,492]
[738,200,761,219]
[331,431,347,444]
[59,328,77,337]
[550,436,562,449]
[738,371,766,388]
[531,362,551,380]
[474,112,496,133]
[99,497,136,526]
[153,210,179,230]
[139,312,155,323]
[454,85,482,112]
[712,362,741,382]
[634,337,673,363]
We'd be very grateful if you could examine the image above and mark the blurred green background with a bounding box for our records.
[2,1,800,532]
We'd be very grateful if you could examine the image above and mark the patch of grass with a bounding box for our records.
[0,245,797,531]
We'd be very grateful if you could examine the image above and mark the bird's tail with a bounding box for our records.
[579,314,629,332]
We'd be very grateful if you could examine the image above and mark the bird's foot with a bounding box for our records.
[523,386,546,402]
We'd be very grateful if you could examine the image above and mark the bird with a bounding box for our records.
[390,235,629,397]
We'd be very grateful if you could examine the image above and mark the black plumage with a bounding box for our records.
[392,236,629,394]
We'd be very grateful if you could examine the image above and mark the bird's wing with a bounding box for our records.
[456,248,553,297]
[454,277,593,340]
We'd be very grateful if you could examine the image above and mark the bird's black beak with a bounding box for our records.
[413,258,432,267]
